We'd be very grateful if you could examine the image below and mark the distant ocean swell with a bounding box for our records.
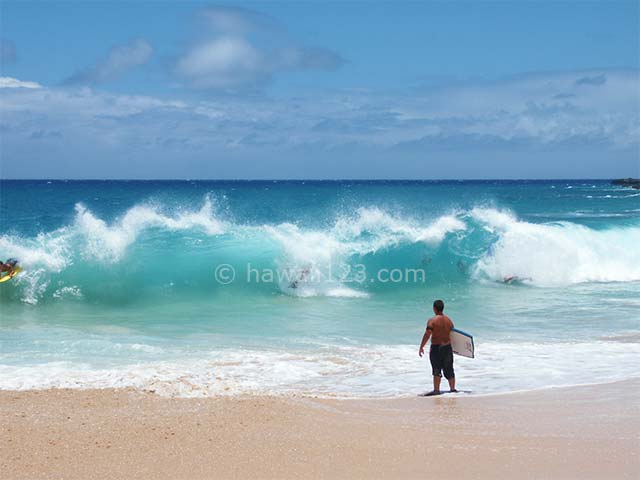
[1,196,639,305]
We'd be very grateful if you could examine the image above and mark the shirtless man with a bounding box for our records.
[418,299,456,396]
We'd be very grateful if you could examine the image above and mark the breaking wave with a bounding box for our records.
[1,197,639,304]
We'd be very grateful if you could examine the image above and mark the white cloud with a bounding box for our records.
[1,69,637,156]
[65,39,153,85]
[0,76,42,89]
[175,7,343,90]
[388,69,640,148]
[1,68,638,178]
[175,37,265,88]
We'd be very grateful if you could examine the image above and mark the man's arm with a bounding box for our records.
[419,319,433,357]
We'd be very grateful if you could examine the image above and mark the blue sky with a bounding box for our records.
[1,1,638,179]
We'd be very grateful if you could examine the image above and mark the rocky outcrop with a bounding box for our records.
[611,178,640,189]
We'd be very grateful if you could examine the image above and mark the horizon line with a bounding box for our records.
[0,177,632,182]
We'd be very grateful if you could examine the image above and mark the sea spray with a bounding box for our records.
[1,198,639,304]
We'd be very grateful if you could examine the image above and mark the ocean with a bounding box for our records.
[0,180,638,397]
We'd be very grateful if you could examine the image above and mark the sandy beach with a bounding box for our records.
[1,380,638,479]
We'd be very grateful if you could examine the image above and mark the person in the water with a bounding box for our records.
[503,275,532,284]
[0,258,18,276]
[289,266,311,289]
[418,299,456,396]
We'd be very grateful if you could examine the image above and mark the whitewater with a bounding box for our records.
[0,180,638,396]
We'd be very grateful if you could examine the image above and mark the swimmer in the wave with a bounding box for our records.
[503,275,532,284]
[0,258,18,276]
[289,266,311,289]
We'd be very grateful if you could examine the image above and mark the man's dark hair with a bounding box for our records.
[433,299,445,312]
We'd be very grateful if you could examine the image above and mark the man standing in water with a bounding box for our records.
[418,299,456,396]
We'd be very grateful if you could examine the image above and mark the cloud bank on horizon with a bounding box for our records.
[0,3,638,179]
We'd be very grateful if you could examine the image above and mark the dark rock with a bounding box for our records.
[611,178,640,189]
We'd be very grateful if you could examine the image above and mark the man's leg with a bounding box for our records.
[447,376,456,391]
[419,346,444,396]
[443,345,456,392]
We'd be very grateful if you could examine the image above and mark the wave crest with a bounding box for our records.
[1,201,639,304]
[75,197,225,262]
[471,208,640,285]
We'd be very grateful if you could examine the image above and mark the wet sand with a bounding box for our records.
[1,380,638,479]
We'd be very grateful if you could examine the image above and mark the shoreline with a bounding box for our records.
[2,379,638,479]
[3,374,640,400]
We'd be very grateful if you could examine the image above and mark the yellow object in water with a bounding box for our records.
[0,267,22,283]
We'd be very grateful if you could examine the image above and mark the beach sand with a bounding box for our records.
[1,380,638,479]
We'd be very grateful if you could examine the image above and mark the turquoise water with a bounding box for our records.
[0,180,639,396]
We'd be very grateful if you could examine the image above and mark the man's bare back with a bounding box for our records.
[427,314,454,345]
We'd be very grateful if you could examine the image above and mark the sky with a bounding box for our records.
[0,0,638,179]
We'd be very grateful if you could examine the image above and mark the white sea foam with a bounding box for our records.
[264,207,466,296]
[587,193,640,199]
[0,340,638,397]
[52,285,83,299]
[264,208,465,265]
[331,207,466,247]
[290,286,370,299]
[471,208,640,285]
[74,196,225,262]
[0,197,225,267]
[0,232,71,271]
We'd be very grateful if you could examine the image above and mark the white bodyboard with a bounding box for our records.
[450,328,474,358]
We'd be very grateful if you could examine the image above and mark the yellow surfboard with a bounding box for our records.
[0,267,22,283]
